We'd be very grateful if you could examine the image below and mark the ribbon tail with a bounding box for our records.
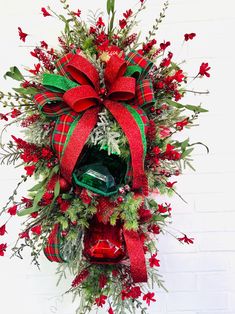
[123,229,147,283]
[44,224,65,263]
[104,100,146,190]
[60,106,100,183]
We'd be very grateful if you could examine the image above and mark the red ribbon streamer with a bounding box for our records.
[60,106,100,183]
[123,229,147,283]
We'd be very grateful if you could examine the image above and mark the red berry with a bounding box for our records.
[61,230,68,237]
[71,220,77,226]
[150,106,155,113]
[156,109,162,115]
[174,170,180,176]
[59,177,71,192]
[117,196,124,203]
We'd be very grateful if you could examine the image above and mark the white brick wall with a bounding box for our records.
[0,0,235,313]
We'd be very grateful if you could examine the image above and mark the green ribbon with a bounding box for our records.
[42,73,79,93]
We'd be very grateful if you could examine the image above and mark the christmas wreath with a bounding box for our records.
[0,0,210,313]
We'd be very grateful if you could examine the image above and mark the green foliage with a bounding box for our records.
[166,99,208,113]
[119,193,142,230]
[4,66,24,81]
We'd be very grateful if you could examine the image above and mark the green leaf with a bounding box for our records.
[107,0,115,14]
[57,216,69,230]
[13,87,38,96]
[4,66,24,81]
[107,0,111,14]
[17,206,37,217]
[28,178,47,192]
[53,180,61,200]
[181,147,194,158]
[62,193,73,200]
[166,99,208,113]
[181,138,189,151]
[109,11,116,33]
[165,99,184,109]
[32,190,45,210]
[185,104,208,113]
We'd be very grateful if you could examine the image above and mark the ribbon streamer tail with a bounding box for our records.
[123,229,147,283]
[60,106,100,183]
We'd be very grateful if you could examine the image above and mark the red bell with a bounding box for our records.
[83,216,126,263]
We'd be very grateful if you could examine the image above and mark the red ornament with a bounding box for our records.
[59,177,71,192]
[83,217,126,263]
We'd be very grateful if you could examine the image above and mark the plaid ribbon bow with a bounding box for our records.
[34,50,155,190]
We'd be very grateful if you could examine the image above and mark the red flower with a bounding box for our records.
[7,205,17,216]
[184,33,196,41]
[89,26,96,34]
[119,19,127,29]
[31,225,42,235]
[157,204,168,214]
[178,234,194,244]
[41,147,53,159]
[57,197,70,212]
[108,307,114,314]
[95,295,107,307]
[73,9,81,17]
[18,27,28,42]
[72,269,89,287]
[166,181,177,188]
[152,146,161,155]
[0,243,7,256]
[31,212,39,219]
[173,69,184,82]
[24,165,36,176]
[121,289,130,300]
[149,254,160,268]
[199,62,211,77]
[0,113,8,121]
[138,207,152,223]
[29,63,41,75]
[143,292,156,306]
[164,144,181,161]
[174,90,182,101]
[41,7,51,17]
[0,224,7,236]
[11,109,22,118]
[96,17,105,28]
[80,189,92,205]
[123,9,133,19]
[40,40,48,49]
[149,224,161,234]
[129,286,142,299]
[176,118,189,131]
[99,274,108,288]
[160,41,171,50]
[19,230,30,239]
